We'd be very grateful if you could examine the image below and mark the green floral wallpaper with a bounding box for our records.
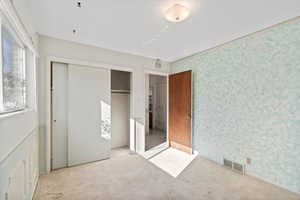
[172,18,300,194]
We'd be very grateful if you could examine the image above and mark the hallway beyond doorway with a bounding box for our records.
[145,129,166,151]
[145,73,168,153]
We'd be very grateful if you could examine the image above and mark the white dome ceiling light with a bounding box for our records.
[165,3,190,23]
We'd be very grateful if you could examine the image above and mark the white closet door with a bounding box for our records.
[52,62,68,169]
[68,65,111,166]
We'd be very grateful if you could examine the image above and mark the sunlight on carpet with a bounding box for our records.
[149,147,197,177]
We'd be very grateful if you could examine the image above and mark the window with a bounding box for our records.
[0,24,26,114]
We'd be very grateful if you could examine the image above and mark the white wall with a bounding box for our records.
[0,0,39,199]
[38,35,171,173]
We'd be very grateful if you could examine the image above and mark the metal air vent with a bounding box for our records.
[223,158,245,175]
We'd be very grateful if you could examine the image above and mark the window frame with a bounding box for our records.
[0,14,28,115]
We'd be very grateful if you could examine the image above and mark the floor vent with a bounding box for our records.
[224,159,233,168]
[223,158,245,175]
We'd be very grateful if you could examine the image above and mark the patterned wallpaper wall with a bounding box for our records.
[172,18,300,194]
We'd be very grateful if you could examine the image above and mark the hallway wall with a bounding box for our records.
[149,75,167,131]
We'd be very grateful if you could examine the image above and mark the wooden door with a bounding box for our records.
[169,70,192,154]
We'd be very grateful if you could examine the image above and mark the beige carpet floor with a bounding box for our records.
[34,149,300,200]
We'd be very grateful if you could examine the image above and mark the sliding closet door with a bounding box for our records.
[68,65,111,166]
[52,62,68,170]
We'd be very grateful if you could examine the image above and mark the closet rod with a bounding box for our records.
[111,89,130,94]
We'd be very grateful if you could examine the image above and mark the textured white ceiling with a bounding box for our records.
[29,0,300,61]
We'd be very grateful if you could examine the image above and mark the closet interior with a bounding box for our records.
[111,70,131,154]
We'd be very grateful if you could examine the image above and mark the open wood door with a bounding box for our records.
[169,70,192,154]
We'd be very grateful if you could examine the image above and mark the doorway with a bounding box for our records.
[145,74,167,151]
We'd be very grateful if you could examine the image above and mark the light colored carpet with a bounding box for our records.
[34,148,300,200]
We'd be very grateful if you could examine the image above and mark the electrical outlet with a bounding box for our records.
[246,158,251,165]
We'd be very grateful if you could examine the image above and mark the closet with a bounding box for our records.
[51,63,131,170]
[111,70,131,150]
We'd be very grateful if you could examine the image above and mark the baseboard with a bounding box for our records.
[246,171,300,196]
[170,141,192,154]
[195,153,300,195]
[30,176,39,200]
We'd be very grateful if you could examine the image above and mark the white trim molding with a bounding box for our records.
[0,0,38,55]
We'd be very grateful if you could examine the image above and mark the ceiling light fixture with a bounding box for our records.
[165,4,190,22]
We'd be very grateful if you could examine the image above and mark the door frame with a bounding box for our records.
[46,56,135,173]
[143,70,169,158]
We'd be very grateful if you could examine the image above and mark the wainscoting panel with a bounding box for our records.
[0,129,39,200]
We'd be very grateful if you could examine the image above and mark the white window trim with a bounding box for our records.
[0,0,38,118]
[0,0,37,55]
[0,15,27,114]
[0,108,34,121]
